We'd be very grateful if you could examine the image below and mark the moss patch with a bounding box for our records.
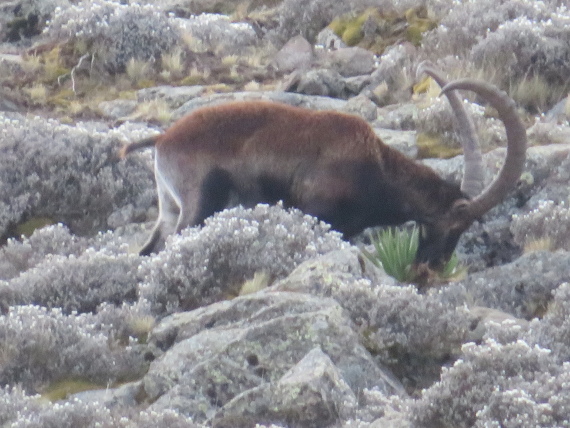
[16,217,56,238]
[328,6,438,55]
[416,133,462,159]
[41,378,107,402]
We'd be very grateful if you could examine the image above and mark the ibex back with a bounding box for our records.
[121,79,526,269]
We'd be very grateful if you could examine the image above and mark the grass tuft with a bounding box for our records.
[362,226,464,283]
[125,57,152,84]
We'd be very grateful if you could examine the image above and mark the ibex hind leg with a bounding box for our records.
[139,171,181,256]
[177,168,235,231]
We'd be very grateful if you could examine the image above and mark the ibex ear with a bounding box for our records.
[451,198,470,216]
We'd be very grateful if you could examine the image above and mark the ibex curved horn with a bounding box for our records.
[416,61,485,197]
[441,79,527,220]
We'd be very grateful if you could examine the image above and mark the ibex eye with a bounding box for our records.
[453,199,470,214]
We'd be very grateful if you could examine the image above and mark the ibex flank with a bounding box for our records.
[121,78,526,270]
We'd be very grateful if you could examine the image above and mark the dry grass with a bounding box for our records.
[21,53,42,74]
[128,315,156,343]
[24,83,49,105]
[130,99,173,124]
[161,48,185,78]
[188,65,211,82]
[239,271,271,295]
[524,237,554,254]
[243,80,262,91]
[509,75,559,113]
[125,57,153,83]
[182,32,208,53]
[221,54,240,66]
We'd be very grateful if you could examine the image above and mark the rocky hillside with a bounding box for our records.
[1,0,570,426]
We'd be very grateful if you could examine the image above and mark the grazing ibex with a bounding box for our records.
[121,75,526,269]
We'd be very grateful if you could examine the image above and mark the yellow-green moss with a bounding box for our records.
[404,6,437,45]
[328,6,437,53]
[48,88,76,108]
[118,90,137,100]
[135,79,157,89]
[41,378,105,402]
[412,76,433,95]
[416,133,462,159]
[180,75,207,86]
[329,8,383,47]
[16,217,55,238]
[41,46,71,83]
[239,271,271,295]
[341,20,365,46]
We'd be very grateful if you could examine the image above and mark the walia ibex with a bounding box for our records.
[121,65,526,270]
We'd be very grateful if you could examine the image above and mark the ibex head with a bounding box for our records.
[412,70,527,269]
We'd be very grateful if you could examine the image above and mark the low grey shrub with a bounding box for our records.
[0,305,148,393]
[0,386,43,426]
[340,280,469,390]
[173,14,257,55]
[410,337,567,428]
[511,200,570,252]
[525,282,570,363]
[0,224,84,280]
[421,1,570,109]
[44,0,183,73]
[270,0,353,44]
[4,249,140,314]
[0,113,155,239]
[139,204,347,315]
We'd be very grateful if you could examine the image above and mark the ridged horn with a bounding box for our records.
[441,79,527,220]
[416,61,484,197]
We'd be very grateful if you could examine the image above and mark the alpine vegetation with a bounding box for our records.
[3,0,570,426]
[139,203,347,314]
[44,0,183,73]
[0,305,149,393]
[511,200,570,252]
[0,113,155,239]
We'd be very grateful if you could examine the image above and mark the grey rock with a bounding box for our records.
[465,306,529,343]
[273,247,396,296]
[98,99,138,120]
[345,94,378,121]
[544,96,570,122]
[528,121,570,146]
[345,74,373,95]
[212,347,357,428]
[457,250,570,319]
[315,28,346,50]
[137,85,205,109]
[0,53,24,76]
[144,291,404,422]
[295,68,346,98]
[374,103,419,131]
[321,47,376,77]
[273,35,314,73]
[173,91,348,120]
[283,70,373,99]
[366,44,416,106]
[374,127,417,158]
[0,87,22,112]
[69,381,143,410]
[522,143,570,208]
